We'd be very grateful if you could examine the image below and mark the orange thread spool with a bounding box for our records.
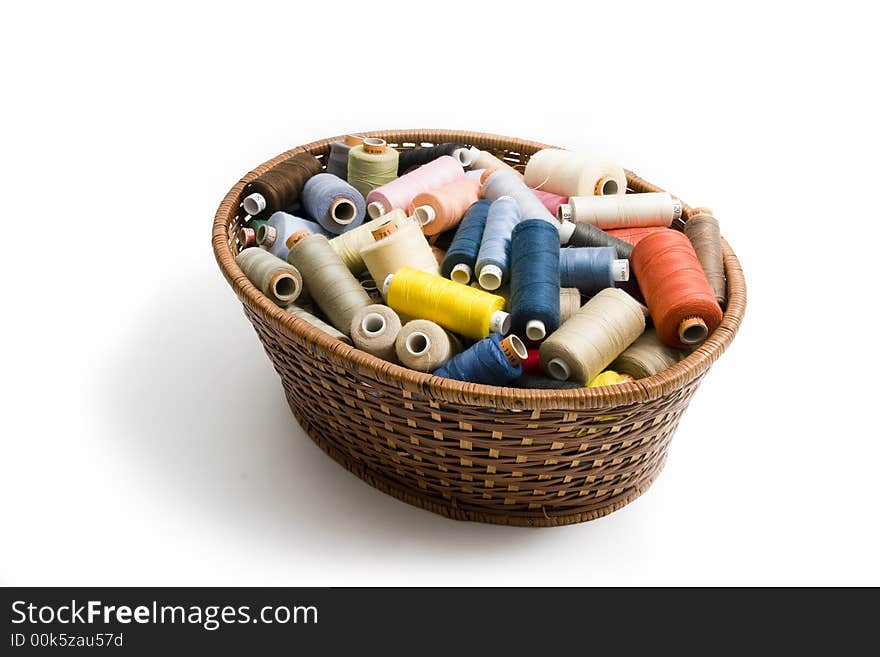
[410,178,481,236]
[630,230,723,348]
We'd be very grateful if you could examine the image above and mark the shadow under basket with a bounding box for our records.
[212,130,746,527]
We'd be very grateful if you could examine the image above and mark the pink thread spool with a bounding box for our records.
[410,178,481,235]
[365,155,464,219]
[531,189,568,217]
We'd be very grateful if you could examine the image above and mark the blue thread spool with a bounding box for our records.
[301,173,367,235]
[433,334,526,385]
[510,219,561,341]
[257,211,325,260]
[559,247,630,296]
[441,200,491,284]
[475,196,521,290]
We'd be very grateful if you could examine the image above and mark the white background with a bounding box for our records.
[2,1,878,586]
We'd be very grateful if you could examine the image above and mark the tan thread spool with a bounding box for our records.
[559,287,581,323]
[328,209,408,274]
[610,328,687,379]
[284,303,352,345]
[557,192,682,228]
[235,247,303,306]
[683,207,726,305]
[395,319,462,372]
[350,304,402,361]
[540,288,646,383]
[360,218,440,295]
[286,231,372,334]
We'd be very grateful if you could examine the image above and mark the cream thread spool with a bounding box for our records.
[524,149,626,197]
[286,230,372,334]
[350,304,402,361]
[360,219,440,295]
[328,209,408,274]
[539,287,645,383]
[557,192,682,228]
[284,303,352,345]
[235,247,304,307]
[395,319,461,372]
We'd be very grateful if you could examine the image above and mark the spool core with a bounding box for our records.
[500,335,528,367]
[367,201,387,219]
[678,316,709,345]
[525,319,546,341]
[558,220,576,245]
[361,312,387,337]
[362,138,387,155]
[612,260,630,282]
[330,198,357,225]
[371,221,398,241]
[243,192,267,216]
[413,205,436,226]
[450,263,472,285]
[478,264,503,291]
[557,204,573,222]
[489,310,511,335]
[238,227,256,248]
[547,358,571,381]
[453,146,479,168]
[286,229,310,249]
[257,224,277,247]
[382,274,395,297]
[345,135,365,147]
[598,178,619,195]
[405,331,431,356]
[270,272,298,302]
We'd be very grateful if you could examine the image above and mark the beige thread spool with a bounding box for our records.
[683,207,726,305]
[540,288,646,383]
[350,304,402,361]
[610,328,687,379]
[395,319,462,372]
[559,287,581,323]
[557,192,682,228]
[286,231,372,334]
[328,209,409,274]
[235,247,303,306]
[360,219,440,296]
[524,149,626,197]
[284,303,352,345]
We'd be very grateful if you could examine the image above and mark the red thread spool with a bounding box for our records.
[608,226,666,245]
[630,230,723,348]
[522,348,543,375]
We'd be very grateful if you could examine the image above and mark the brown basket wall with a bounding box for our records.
[212,130,746,527]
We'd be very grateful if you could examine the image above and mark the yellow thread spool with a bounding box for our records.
[587,370,624,387]
[384,267,509,340]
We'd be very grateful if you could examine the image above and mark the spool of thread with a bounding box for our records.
[440,200,491,285]
[301,173,366,234]
[630,230,723,348]
[607,226,667,245]
[558,192,681,228]
[524,149,626,197]
[365,155,464,219]
[411,178,481,235]
[257,211,325,260]
[350,304,402,361]
[384,267,509,340]
[434,334,526,385]
[683,207,726,305]
[360,220,440,292]
[509,219,561,341]
[559,287,581,323]
[560,247,630,295]
[562,220,633,259]
[480,168,557,225]
[328,209,409,274]
[326,135,364,179]
[471,150,523,177]
[347,138,399,198]
[465,168,486,179]
[475,196,521,290]
[284,304,352,345]
[241,152,322,218]
[610,328,687,379]
[395,319,461,371]
[515,374,582,390]
[532,189,569,217]
[587,370,625,387]
[286,231,372,334]
[238,226,257,248]
[540,288,646,383]
[397,143,474,174]
[236,247,304,307]
[522,349,543,375]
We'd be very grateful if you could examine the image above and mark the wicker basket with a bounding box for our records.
[212,130,746,527]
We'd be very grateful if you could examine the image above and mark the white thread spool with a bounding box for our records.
[524,149,626,197]
[557,192,682,228]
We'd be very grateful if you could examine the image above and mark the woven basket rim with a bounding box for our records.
[212,129,746,411]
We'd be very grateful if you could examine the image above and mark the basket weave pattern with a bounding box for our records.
[213,130,746,526]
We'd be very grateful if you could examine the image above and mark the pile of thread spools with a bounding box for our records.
[235,135,726,389]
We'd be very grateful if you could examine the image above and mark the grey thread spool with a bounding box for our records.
[683,207,726,305]
[326,135,364,180]
[350,304,402,361]
[284,304,353,345]
[286,231,372,335]
[395,319,461,372]
[235,247,303,307]
[540,287,646,383]
[610,328,687,379]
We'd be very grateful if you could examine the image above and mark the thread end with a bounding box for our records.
[478,264,503,291]
[612,259,630,282]
[547,357,571,381]
[525,319,547,341]
[367,201,386,219]
[500,335,527,367]
[558,219,576,245]
[489,310,511,336]
[678,316,709,345]
[243,192,267,216]
[450,263,472,285]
